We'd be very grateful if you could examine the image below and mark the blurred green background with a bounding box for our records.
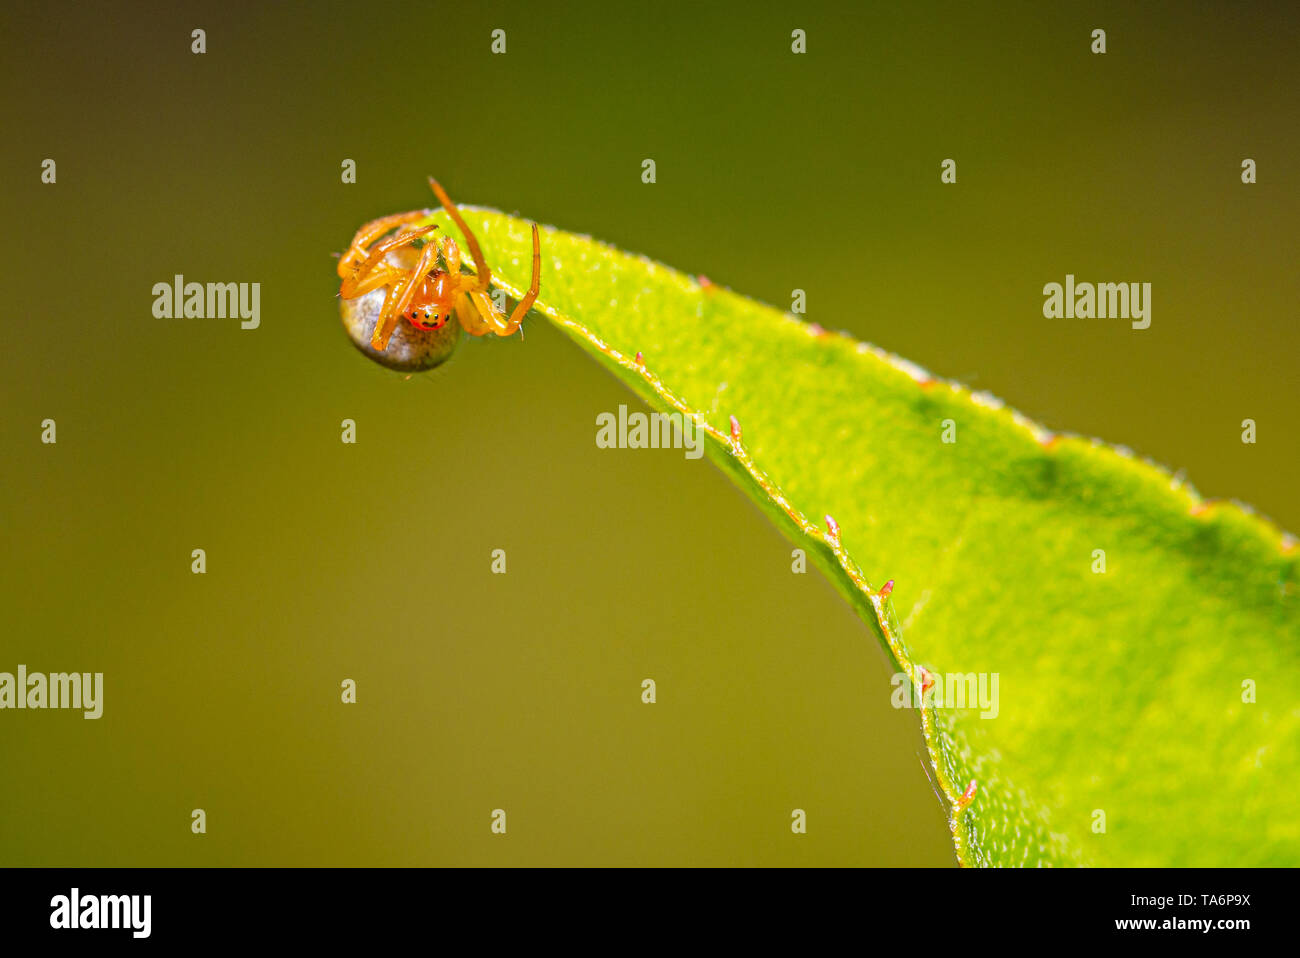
[1,0,1295,866]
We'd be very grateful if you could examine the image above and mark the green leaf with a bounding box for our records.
[359,206,1299,867]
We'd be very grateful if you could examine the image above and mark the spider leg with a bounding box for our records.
[501,223,542,333]
[457,291,493,336]
[429,177,492,292]
[338,210,429,279]
[372,278,411,346]
[339,225,437,299]
[464,290,500,336]
[371,238,442,351]
[466,223,542,336]
[340,264,405,300]
[442,236,462,274]
[348,209,431,253]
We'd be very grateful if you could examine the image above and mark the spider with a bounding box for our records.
[337,178,541,370]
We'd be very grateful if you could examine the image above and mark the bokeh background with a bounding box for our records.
[1,0,1295,866]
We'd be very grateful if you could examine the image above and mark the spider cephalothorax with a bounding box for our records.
[403,266,456,330]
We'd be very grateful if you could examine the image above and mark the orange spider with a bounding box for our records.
[337,178,541,370]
